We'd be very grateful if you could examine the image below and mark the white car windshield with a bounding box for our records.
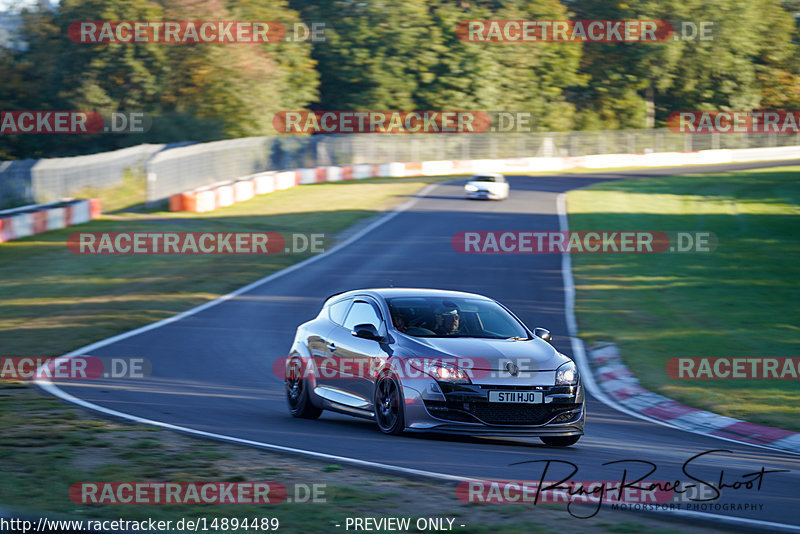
[387,297,530,339]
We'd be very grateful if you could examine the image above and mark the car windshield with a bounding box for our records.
[387,297,530,339]
[473,176,497,182]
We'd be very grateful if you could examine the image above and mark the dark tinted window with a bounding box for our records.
[343,300,382,330]
[474,175,506,183]
[328,298,352,325]
[386,296,528,339]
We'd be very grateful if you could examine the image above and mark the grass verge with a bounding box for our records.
[0,175,456,356]
[0,383,732,533]
[567,166,800,431]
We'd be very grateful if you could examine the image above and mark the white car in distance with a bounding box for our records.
[464,173,509,200]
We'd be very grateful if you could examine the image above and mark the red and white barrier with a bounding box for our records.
[46,207,66,231]
[167,145,800,213]
[0,198,100,243]
[254,173,275,195]
[215,184,235,208]
[325,166,343,182]
[276,171,298,190]
[233,180,255,203]
[352,164,373,179]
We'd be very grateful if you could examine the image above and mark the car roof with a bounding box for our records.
[327,288,494,302]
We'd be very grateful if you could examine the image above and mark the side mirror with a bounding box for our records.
[534,327,552,343]
[352,323,382,341]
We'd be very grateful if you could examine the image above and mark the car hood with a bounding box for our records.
[397,335,569,371]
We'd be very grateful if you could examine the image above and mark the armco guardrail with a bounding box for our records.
[168,144,800,213]
[3,129,800,209]
[0,144,164,208]
[148,129,800,204]
[32,144,165,203]
[146,137,270,204]
[0,198,100,243]
[0,159,36,209]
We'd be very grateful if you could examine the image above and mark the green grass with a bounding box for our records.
[1,384,714,533]
[567,166,800,431]
[0,386,420,531]
[322,465,343,473]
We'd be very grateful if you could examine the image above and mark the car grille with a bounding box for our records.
[424,399,581,426]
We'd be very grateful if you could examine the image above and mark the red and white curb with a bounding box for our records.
[588,342,800,454]
[0,198,101,244]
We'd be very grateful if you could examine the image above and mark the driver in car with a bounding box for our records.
[391,310,410,333]
[434,306,462,336]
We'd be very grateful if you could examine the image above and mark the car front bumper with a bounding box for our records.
[400,379,585,436]
[466,189,504,200]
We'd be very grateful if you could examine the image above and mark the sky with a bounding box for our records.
[0,0,56,13]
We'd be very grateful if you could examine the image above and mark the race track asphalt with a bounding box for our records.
[44,160,800,531]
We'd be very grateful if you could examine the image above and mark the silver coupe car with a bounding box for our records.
[285,288,585,446]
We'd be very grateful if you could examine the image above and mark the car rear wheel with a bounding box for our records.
[540,435,581,447]
[286,357,322,419]
[374,374,405,435]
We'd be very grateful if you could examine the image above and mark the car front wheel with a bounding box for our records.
[374,374,405,435]
[286,357,322,419]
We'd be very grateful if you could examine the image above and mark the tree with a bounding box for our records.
[0,0,319,158]
[292,0,584,130]
[571,0,800,127]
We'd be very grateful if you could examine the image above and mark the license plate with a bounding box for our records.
[488,391,542,404]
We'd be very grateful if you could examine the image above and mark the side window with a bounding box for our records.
[328,298,352,326]
[343,300,382,330]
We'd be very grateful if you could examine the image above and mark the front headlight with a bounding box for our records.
[555,361,578,385]
[408,358,471,384]
[464,184,479,192]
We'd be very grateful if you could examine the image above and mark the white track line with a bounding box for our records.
[557,191,800,457]
[34,180,799,533]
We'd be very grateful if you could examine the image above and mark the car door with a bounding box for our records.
[312,297,352,390]
[328,297,387,404]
